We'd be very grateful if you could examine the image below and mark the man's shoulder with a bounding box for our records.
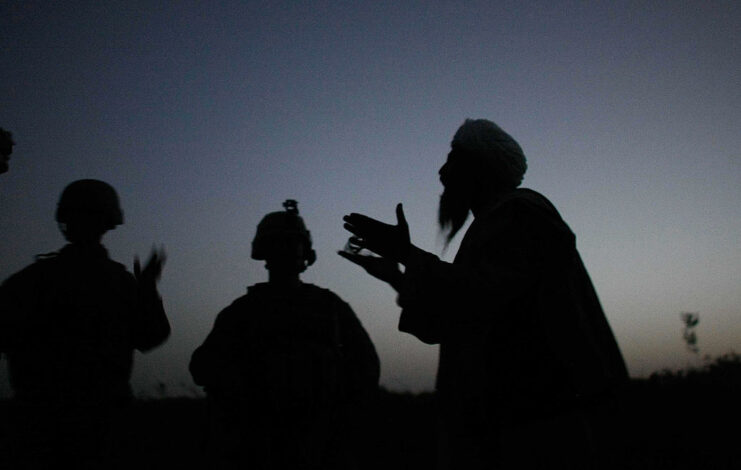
[1,260,48,289]
[477,188,566,227]
[1,251,69,285]
[39,247,132,276]
[493,188,558,214]
[300,282,340,296]
[466,188,575,246]
[208,294,253,328]
[97,257,134,280]
[222,291,254,311]
[218,286,278,313]
[232,282,351,316]
[299,283,351,307]
[246,282,344,300]
[7,255,133,289]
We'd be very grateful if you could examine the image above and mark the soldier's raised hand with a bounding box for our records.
[134,246,167,291]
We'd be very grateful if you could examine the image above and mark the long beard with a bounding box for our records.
[438,186,471,247]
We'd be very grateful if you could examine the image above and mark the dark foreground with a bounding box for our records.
[1,357,740,469]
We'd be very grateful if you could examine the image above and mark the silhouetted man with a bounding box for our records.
[0,179,170,468]
[190,200,380,470]
[0,128,15,174]
[340,119,628,469]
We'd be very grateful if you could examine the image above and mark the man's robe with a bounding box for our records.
[398,188,628,431]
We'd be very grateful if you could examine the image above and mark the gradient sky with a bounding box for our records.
[1,1,739,397]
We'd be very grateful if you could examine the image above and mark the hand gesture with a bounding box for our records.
[338,248,403,289]
[134,246,167,291]
[342,203,411,264]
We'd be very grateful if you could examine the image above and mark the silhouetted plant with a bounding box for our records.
[680,312,700,354]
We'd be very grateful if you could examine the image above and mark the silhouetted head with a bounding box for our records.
[0,128,15,174]
[55,179,124,244]
[252,200,316,275]
[438,119,527,243]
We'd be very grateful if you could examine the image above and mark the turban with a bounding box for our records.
[451,119,527,188]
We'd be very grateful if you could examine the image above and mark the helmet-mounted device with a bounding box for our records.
[251,199,316,266]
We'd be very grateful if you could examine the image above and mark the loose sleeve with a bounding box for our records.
[398,201,566,344]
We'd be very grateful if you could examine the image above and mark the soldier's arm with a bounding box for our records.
[189,302,246,389]
[0,267,37,357]
[189,317,225,387]
[0,282,8,357]
[133,288,171,352]
[131,249,170,351]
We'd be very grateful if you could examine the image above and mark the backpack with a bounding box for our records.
[242,288,345,417]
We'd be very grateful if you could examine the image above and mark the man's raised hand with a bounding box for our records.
[337,249,403,289]
[342,203,411,264]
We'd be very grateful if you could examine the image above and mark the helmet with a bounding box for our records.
[251,199,316,266]
[55,179,124,230]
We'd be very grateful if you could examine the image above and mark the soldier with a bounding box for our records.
[0,179,170,468]
[0,127,15,174]
[340,119,629,469]
[190,200,380,470]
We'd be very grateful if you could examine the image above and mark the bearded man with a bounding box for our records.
[339,119,628,469]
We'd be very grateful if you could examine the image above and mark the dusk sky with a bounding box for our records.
[1,1,739,397]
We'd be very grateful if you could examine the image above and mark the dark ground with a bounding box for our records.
[1,356,740,469]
